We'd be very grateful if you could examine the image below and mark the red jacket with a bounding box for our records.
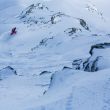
[10,27,17,35]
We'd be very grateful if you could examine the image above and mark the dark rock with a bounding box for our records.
[39,37,53,46]
[72,59,84,70]
[72,56,102,72]
[64,27,82,36]
[0,66,17,80]
[20,4,36,19]
[6,66,17,75]
[79,19,89,31]
[19,3,49,25]
[92,34,98,36]
[51,12,66,24]
[62,66,73,70]
[83,56,102,72]
[72,42,110,72]
[89,43,110,55]
[107,34,110,36]
[31,37,54,51]
[40,71,51,75]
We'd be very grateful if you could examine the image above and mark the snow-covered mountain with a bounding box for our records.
[0,0,110,110]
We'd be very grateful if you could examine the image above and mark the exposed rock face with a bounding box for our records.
[19,3,50,24]
[31,37,54,51]
[19,4,68,26]
[86,3,105,20]
[50,12,66,24]
[19,2,90,36]
[20,3,49,18]
[64,28,82,36]
[79,19,90,31]
[38,37,54,47]
[72,57,102,72]
[89,43,110,55]
[84,56,102,72]
[73,43,110,72]
[40,71,51,76]
[0,66,17,80]
[62,66,73,70]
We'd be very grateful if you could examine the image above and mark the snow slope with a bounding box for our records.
[29,69,110,110]
[0,0,110,110]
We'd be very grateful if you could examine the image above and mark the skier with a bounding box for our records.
[10,27,17,35]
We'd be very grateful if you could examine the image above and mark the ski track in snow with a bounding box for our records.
[103,78,110,110]
[65,93,73,110]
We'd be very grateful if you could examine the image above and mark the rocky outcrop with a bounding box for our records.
[89,43,110,55]
[0,66,17,80]
[72,59,84,70]
[19,2,90,35]
[72,43,110,72]
[31,37,54,51]
[40,71,51,76]
[78,19,90,31]
[64,28,82,36]
[62,66,73,70]
[50,12,67,24]
[19,3,50,24]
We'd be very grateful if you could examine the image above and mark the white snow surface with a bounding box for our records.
[0,0,110,110]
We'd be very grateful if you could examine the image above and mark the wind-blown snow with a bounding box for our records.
[0,0,110,110]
